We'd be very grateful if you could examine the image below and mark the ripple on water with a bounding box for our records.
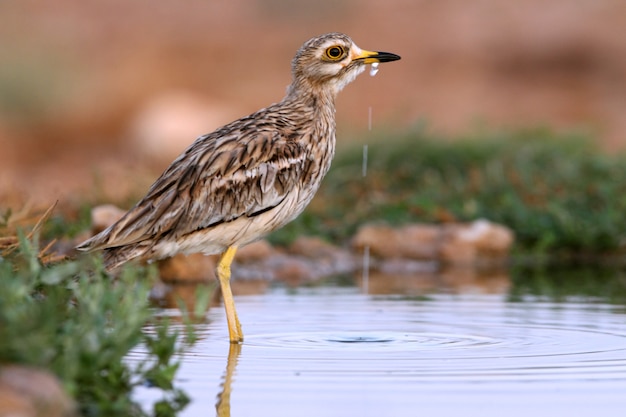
[245,330,500,351]
[196,292,626,383]
[134,289,626,417]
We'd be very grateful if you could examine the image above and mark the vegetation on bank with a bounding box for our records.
[271,127,626,259]
[42,126,625,259]
[0,210,198,416]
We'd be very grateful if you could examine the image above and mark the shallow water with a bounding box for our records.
[135,272,626,417]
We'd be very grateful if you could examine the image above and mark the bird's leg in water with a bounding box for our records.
[217,246,243,343]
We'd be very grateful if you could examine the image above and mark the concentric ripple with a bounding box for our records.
[175,290,626,381]
[244,330,500,351]
[134,288,626,416]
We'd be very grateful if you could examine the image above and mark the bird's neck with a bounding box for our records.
[281,79,337,163]
[284,79,337,113]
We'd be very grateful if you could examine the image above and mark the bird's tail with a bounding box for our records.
[101,245,149,271]
[77,235,150,272]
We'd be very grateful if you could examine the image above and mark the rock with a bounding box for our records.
[149,280,215,314]
[352,220,514,266]
[352,224,442,260]
[440,220,515,265]
[288,236,337,258]
[90,204,126,234]
[158,253,216,283]
[467,219,515,255]
[270,255,314,285]
[438,228,478,265]
[0,366,76,417]
[235,240,275,263]
[288,236,357,274]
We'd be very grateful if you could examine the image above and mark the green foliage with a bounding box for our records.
[0,231,192,416]
[270,127,626,257]
[43,204,94,240]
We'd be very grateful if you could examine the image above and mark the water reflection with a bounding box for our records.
[139,266,626,417]
[215,344,240,417]
[354,267,510,295]
[510,265,626,305]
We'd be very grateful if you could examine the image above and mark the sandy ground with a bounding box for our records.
[1,0,626,209]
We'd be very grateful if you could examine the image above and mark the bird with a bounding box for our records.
[76,32,401,343]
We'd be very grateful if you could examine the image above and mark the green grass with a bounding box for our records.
[0,226,200,416]
[270,127,626,258]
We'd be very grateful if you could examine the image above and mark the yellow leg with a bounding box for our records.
[217,246,243,343]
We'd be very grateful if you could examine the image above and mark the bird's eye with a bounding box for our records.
[325,46,345,60]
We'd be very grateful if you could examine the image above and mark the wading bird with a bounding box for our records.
[77,32,401,343]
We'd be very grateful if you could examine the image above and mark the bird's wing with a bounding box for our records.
[79,120,310,250]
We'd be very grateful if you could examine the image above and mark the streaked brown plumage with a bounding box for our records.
[77,33,400,343]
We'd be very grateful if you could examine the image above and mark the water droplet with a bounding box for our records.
[369,62,379,77]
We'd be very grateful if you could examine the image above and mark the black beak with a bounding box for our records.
[354,49,401,64]
[372,51,401,63]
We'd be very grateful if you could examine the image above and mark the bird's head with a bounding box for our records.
[289,32,401,98]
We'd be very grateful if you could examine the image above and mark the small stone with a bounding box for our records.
[440,219,515,265]
[0,365,76,417]
[438,232,478,265]
[90,204,126,234]
[288,236,340,258]
[352,223,441,260]
[235,240,275,263]
[353,220,514,267]
[269,255,314,285]
[468,219,515,255]
[158,253,216,283]
[150,281,216,313]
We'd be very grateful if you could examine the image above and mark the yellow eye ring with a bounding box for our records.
[324,46,345,60]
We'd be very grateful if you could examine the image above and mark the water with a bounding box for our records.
[135,273,626,417]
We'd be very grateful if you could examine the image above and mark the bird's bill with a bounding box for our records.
[352,47,401,64]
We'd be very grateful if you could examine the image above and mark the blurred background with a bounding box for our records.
[1,0,626,209]
[3,5,626,413]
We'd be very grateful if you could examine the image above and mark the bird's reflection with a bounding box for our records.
[216,343,242,417]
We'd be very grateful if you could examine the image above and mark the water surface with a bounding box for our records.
[135,273,626,417]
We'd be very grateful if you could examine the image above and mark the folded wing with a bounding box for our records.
[77,119,308,252]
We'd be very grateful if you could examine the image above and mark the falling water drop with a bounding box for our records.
[362,105,372,293]
[369,62,379,77]
[362,245,370,294]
